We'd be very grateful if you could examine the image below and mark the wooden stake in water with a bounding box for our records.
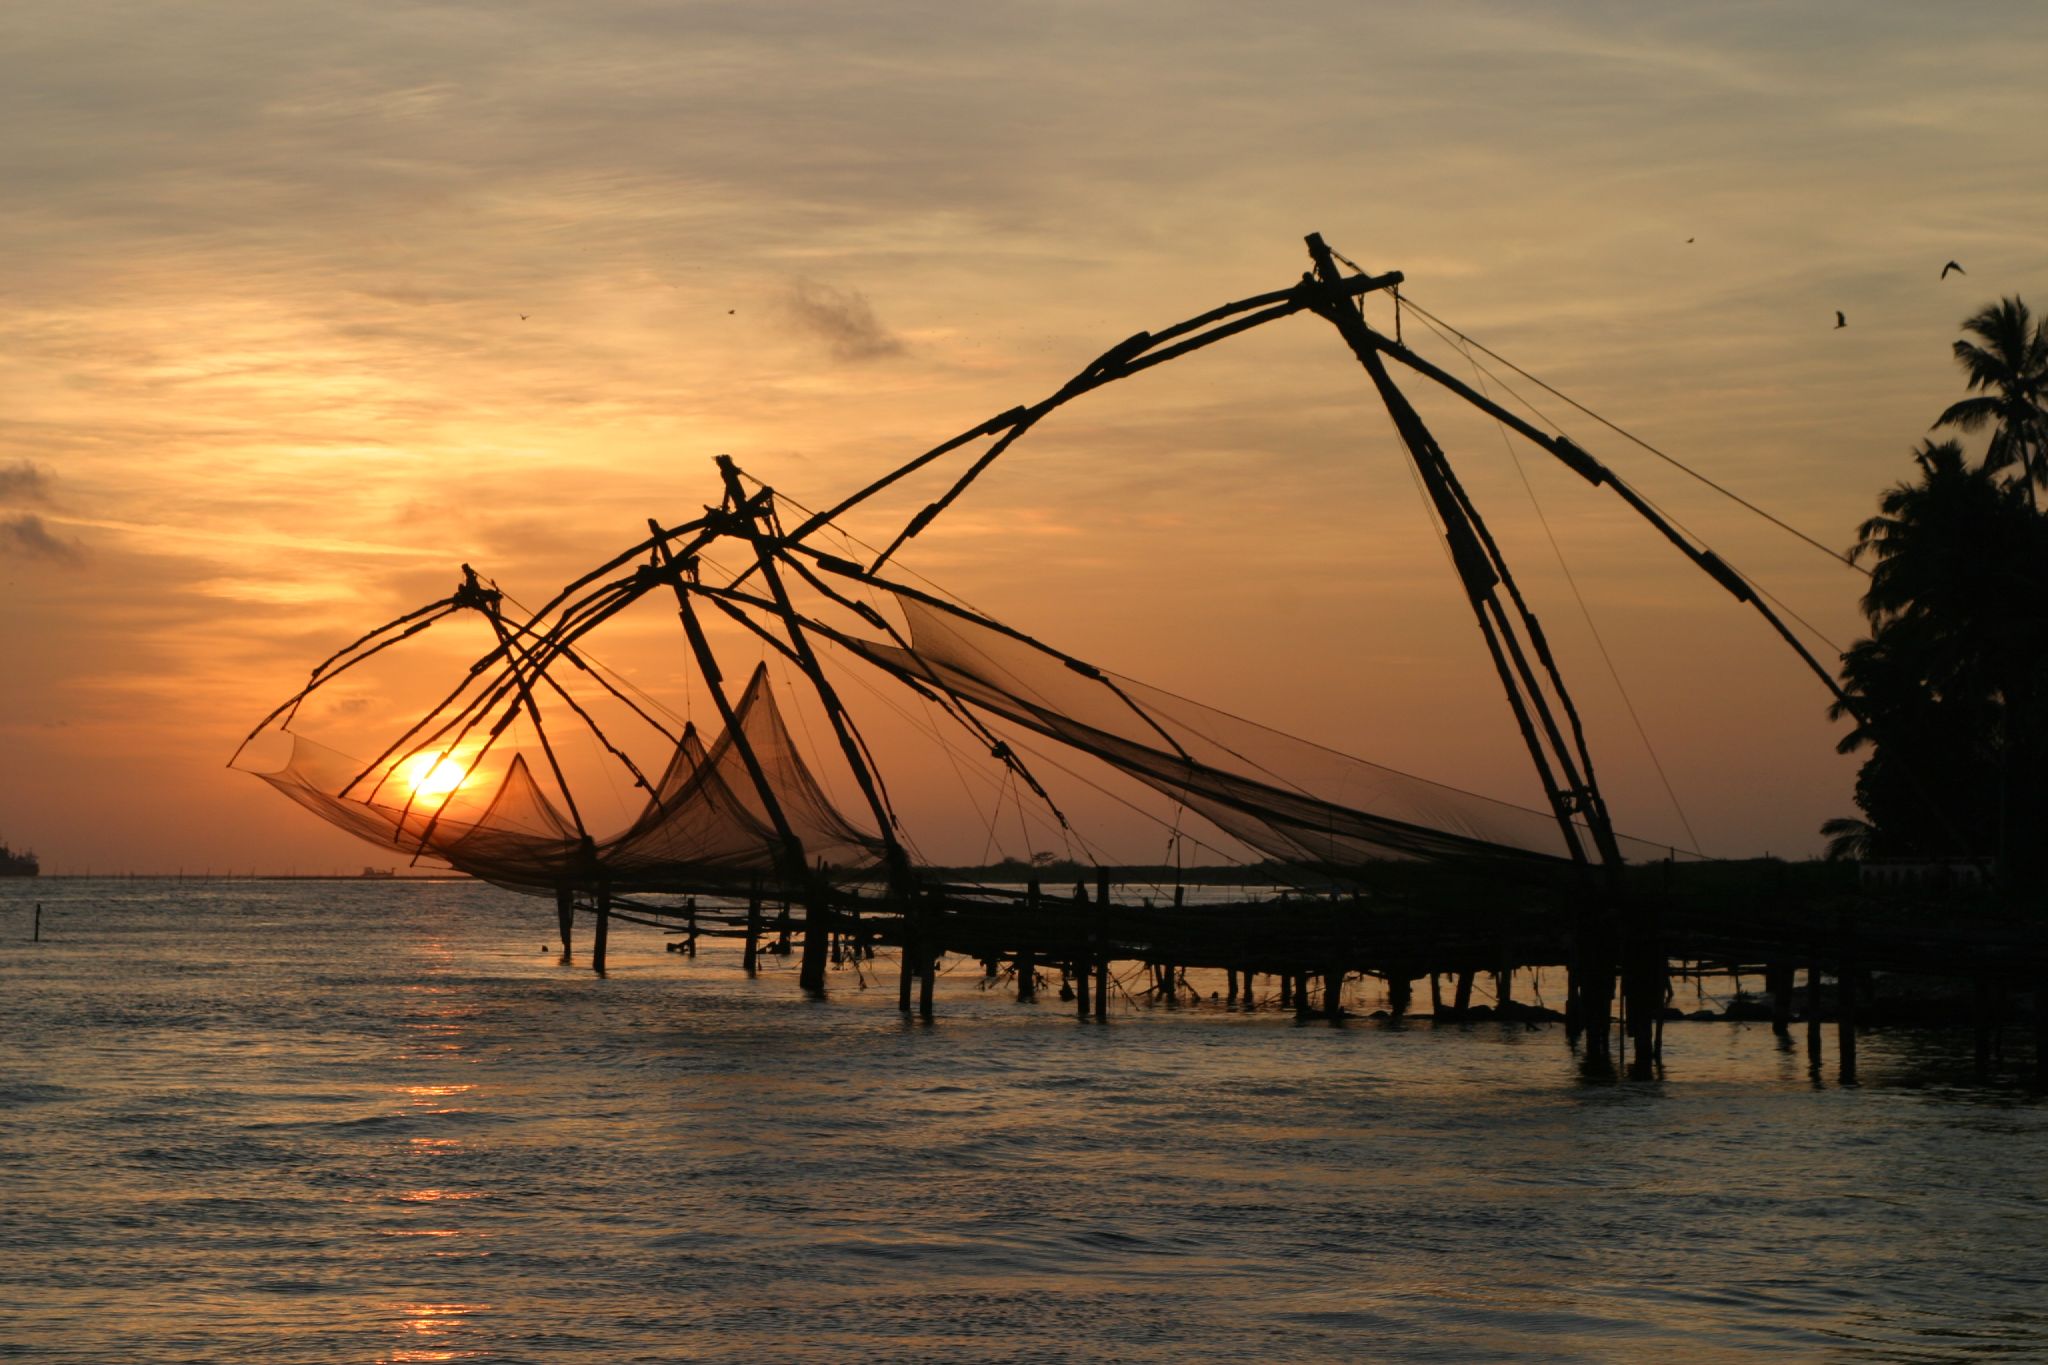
[1017,880,1039,1003]
[1806,960,1824,1069]
[1094,869,1110,1022]
[33,902,40,942]
[744,875,762,977]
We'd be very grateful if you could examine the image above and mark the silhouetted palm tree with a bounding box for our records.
[1819,817,1872,863]
[1933,296,2048,507]
[1843,436,2048,879]
[1854,439,2022,665]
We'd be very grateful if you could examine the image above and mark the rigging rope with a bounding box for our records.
[1396,295,1867,577]
[1401,316,1853,662]
[1421,312,1706,856]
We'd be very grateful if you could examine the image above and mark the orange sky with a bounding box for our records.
[4,2,2045,873]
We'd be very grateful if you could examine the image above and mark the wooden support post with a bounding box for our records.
[556,887,574,954]
[1806,961,1823,1068]
[1018,879,1039,1003]
[743,875,762,977]
[1837,976,1858,1083]
[1279,973,1293,1008]
[1834,912,1857,1083]
[918,941,936,1021]
[1094,869,1110,1023]
[1622,896,1662,1080]
[592,884,610,975]
[1226,968,1239,1004]
[686,899,699,957]
[1388,971,1412,1019]
[1074,955,1090,1018]
[1294,973,1314,1021]
[1322,969,1344,1021]
[1453,969,1475,1019]
[1616,986,1627,1074]
[1429,971,1443,1017]
[1768,962,1793,1039]
[1576,931,1617,1072]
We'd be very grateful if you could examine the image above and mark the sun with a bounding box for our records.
[399,751,468,803]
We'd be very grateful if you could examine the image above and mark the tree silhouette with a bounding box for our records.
[1834,433,2047,885]
[1933,296,2048,507]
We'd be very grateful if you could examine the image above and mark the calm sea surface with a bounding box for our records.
[3,878,2045,1363]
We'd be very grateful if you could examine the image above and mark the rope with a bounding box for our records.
[1423,312,1705,856]
[1397,296,1867,576]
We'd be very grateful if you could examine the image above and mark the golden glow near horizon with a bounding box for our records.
[3,2,2045,872]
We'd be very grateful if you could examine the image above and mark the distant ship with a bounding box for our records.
[359,866,396,879]
[1,842,39,878]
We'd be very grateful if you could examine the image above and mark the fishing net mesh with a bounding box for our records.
[237,664,881,893]
[845,590,1677,871]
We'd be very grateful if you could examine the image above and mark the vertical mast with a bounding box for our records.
[1301,234,1623,871]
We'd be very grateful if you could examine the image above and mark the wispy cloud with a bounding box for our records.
[2,512,86,563]
[783,280,906,361]
[0,460,53,505]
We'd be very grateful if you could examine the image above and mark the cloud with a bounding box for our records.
[783,280,906,361]
[0,460,53,505]
[1,512,86,563]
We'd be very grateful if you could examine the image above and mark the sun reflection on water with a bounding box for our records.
[378,1300,491,1364]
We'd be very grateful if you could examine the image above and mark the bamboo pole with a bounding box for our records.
[1018,880,1039,1003]
[1095,869,1111,1022]
[744,875,762,977]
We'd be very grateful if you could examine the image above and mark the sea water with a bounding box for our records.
[3,878,2045,1362]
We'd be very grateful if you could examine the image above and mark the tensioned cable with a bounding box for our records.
[1397,295,1867,576]
[996,725,1247,872]
[499,587,687,730]
[1421,311,1705,856]
[826,639,1011,866]
[1410,325,1852,659]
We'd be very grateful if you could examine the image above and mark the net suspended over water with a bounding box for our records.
[832,583,1680,871]
[240,664,882,890]
[237,233,1781,892]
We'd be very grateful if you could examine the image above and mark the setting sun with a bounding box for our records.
[400,751,468,803]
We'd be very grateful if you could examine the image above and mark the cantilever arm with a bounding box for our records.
[776,271,1400,568]
[1360,320,1859,718]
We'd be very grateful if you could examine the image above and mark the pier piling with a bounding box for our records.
[1018,880,1039,1003]
[1806,961,1823,1069]
[1094,870,1110,1022]
[743,876,762,977]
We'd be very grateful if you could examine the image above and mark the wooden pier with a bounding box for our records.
[559,857,2048,1086]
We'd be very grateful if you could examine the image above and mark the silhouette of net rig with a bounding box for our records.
[235,233,2035,1081]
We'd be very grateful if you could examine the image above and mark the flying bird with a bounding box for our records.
[520,314,528,320]
[1834,311,1847,329]
[1941,260,1965,279]
[1686,237,1694,244]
